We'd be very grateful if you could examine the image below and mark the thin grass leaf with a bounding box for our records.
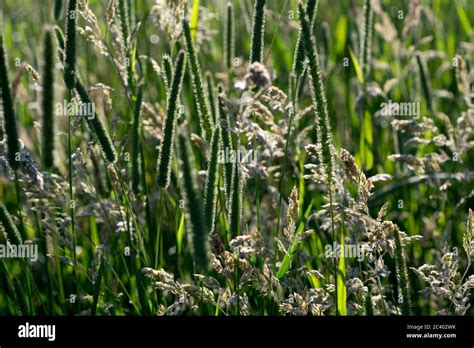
[54,0,63,21]
[416,53,433,112]
[90,248,104,316]
[456,3,472,35]
[190,0,200,42]
[54,25,65,62]
[337,232,347,315]
[349,48,364,84]
[177,212,185,254]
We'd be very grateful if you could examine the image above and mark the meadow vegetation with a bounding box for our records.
[0,0,473,316]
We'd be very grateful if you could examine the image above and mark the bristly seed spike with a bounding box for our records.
[156,50,186,189]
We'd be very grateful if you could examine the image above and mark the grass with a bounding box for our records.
[0,0,473,316]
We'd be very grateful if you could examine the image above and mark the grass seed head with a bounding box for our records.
[182,18,213,140]
[131,83,143,194]
[249,0,266,63]
[298,2,334,184]
[75,78,117,164]
[156,50,186,189]
[161,54,173,89]
[42,26,56,170]
[293,0,319,76]
[225,1,235,70]
[0,30,21,171]
[177,129,210,272]
[360,0,373,80]
[13,277,29,315]
[203,126,221,236]
[63,0,77,90]
[0,202,23,245]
